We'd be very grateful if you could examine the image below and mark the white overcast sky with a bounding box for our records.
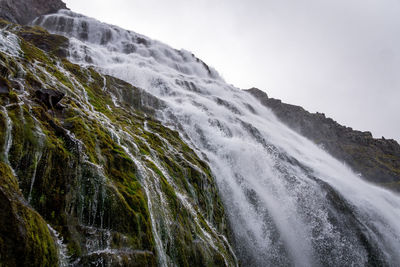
[63,0,400,141]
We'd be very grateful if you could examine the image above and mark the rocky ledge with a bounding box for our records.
[246,88,400,189]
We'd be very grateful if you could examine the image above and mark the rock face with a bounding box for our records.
[0,22,236,266]
[246,87,400,188]
[0,0,67,25]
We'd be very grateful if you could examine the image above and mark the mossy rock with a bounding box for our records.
[0,21,236,266]
[16,25,69,58]
[0,163,58,267]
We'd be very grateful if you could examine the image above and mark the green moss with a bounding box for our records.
[20,38,52,66]
[61,108,155,254]
[0,19,11,28]
[0,163,19,192]
[0,23,234,265]
[62,60,90,84]
[64,114,98,163]
[16,25,68,58]
[0,162,58,267]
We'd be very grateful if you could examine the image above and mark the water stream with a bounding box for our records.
[48,224,70,267]
[1,106,16,177]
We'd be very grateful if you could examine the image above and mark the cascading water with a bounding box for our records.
[0,28,20,168]
[34,10,400,266]
[27,125,45,203]
[0,106,13,165]
[0,27,21,57]
[48,224,70,267]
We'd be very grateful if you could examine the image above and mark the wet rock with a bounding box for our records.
[35,88,65,109]
[0,0,68,25]
[0,77,9,94]
[136,36,149,46]
[123,43,137,54]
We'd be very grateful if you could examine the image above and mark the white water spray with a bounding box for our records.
[0,28,21,57]
[1,106,15,174]
[47,224,70,267]
[35,10,400,266]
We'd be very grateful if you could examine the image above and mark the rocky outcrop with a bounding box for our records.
[0,0,67,25]
[246,88,400,188]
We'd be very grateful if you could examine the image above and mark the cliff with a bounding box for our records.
[2,0,400,266]
[246,88,400,189]
[0,21,236,266]
[0,0,67,25]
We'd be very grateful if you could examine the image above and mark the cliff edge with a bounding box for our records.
[246,88,400,188]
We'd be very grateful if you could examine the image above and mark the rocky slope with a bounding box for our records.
[0,20,236,266]
[0,0,67,25]
[246,88,400,189]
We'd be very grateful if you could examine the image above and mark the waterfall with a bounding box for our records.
[35,10,400,266]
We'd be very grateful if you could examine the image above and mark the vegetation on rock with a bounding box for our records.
[0,22,236,266]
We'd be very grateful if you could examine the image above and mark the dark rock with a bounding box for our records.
[123,43,137,54]
[246,87,400,186]
[100,28,112,45]
[0,0,68,25]
[136,36,149,46]
[0,76,9,94]
[35,88,65,109]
